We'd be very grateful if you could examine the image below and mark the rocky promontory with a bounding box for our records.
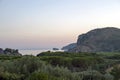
[68,27,120,52]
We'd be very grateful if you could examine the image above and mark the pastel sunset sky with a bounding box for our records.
[0,0,120,49]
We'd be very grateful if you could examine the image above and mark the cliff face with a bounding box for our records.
[68,27,120,52]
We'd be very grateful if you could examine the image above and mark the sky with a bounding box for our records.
[0,0,120,49]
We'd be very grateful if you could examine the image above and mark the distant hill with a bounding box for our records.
[68,27,120,52]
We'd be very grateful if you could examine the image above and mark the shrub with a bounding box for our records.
[27,72,48,80]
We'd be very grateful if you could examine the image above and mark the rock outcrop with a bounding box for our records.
[53,48,59,50]
[0,48,4,54]
[62,43,76,51]
[0,48,22,56]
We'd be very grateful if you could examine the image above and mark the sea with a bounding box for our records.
[19,49,64,56]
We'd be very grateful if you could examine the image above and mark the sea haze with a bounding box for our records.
[19,49,64,56]
[19,49,50,56]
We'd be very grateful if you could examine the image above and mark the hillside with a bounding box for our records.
[68,27,120,52]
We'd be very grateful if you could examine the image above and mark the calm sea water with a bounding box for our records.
[19,49,50,56]
[19,49,64,56]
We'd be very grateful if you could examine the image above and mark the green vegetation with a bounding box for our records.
[0,51,120,80]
